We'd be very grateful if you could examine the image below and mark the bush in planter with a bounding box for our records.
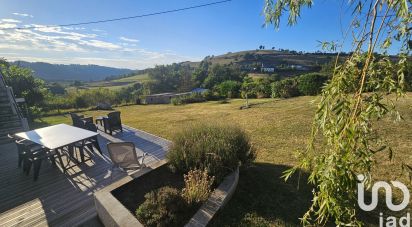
[168,123,255,183]
[182,169,215,205]
[136,186,188,227]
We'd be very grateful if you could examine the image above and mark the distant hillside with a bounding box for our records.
[12,61,134,81]
[180,49,345,77]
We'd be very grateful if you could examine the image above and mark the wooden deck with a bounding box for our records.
[0,125,170,227]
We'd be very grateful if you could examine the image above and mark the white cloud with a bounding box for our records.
[0,19,199,69]
[12,13,34,18]
[119,36,139,43]
[79,39,121,50]
[1,19,21,23]
[0,23,18,29]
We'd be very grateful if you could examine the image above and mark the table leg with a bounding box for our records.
[56,148,66,173]
[92,136,102,155]
[79,142,85,162]
[68,144,80,164]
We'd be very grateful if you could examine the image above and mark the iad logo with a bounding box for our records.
[357,174,410,227]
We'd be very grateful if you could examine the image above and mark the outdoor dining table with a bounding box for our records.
[14,123,100,172]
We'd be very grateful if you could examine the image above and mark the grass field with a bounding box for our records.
[33,95,412,226]
[64,73,151,91]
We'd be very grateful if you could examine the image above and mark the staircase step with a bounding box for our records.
[0,126,24,136]
[0,112,15,118]
[0,136,12,145]
[0,120,21,128]
[0,102,11,107]
[0,115,19,122]
[0,109,13,115]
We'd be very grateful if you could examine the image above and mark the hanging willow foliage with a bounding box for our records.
[264,0,411,226]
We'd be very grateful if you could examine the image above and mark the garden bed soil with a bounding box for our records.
[111,164,201,225]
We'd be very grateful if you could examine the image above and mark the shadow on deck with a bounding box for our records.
[0,125,170,227]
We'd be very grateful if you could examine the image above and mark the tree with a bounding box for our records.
[241,77,255,108]
[297,73,328,96]
[254,77,272,98]
[47,82,66,95]
[72,80,83,87]
[264,0,410,225]
[271,78,300,98]
[202,64,244,89]
[215,80,241,98]
[1,63,48,108]
[192,60,210,87]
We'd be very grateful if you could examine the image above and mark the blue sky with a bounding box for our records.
[0,0,356,69]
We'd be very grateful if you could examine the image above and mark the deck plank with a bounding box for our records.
[0,125,170,227]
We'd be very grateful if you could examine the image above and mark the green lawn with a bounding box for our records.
[33,95,412,226]
[62,73,152,91]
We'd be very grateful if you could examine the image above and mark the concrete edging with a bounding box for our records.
[94,161,239,227]
[185,167,239,227]
[94,160,167,227]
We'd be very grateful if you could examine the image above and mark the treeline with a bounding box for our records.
[0,58,145,117]
[144,61,247,94]
[1,56,411,118]
[13,61,133,81]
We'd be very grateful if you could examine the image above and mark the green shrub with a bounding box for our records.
[271,78,300,98]
[200,90,223,101]
[215,80,241,98]
[254,78,272,98]
[171,96,183,105]
[297,73,328,96]
[168,123,255,183]
[136,186,187,227]
[182,169,215,205]
[171,93,206,105]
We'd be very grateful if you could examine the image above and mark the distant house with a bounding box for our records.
[142,92,191,104]
[260,63,275,73]
[290,65,308,70]
[261,67,275,73]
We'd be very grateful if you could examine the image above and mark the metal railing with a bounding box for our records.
[0,71,6,88]
[0,70,29,130]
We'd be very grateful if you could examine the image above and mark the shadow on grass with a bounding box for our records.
[209,162,313,227]
[209,162,410,227]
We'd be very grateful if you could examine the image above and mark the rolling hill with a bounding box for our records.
[180,49,342,76]
[12,61,134,81]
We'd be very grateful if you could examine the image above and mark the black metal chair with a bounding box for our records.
[9,134,41,168]
[16,141,59,181]
[74,122,102,162]
[103,111,123,135]
[70,113,93,128]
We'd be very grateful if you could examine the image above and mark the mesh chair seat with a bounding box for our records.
[107,142,146,176]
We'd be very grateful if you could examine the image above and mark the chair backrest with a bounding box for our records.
[70,113,84,127]
[72,116,86,128]
[70,113,84,120]
[107,111,121,127]
[85,122,98,132]
[107,142,140,169]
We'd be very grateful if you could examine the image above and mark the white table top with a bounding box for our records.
[15,124,99,150]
